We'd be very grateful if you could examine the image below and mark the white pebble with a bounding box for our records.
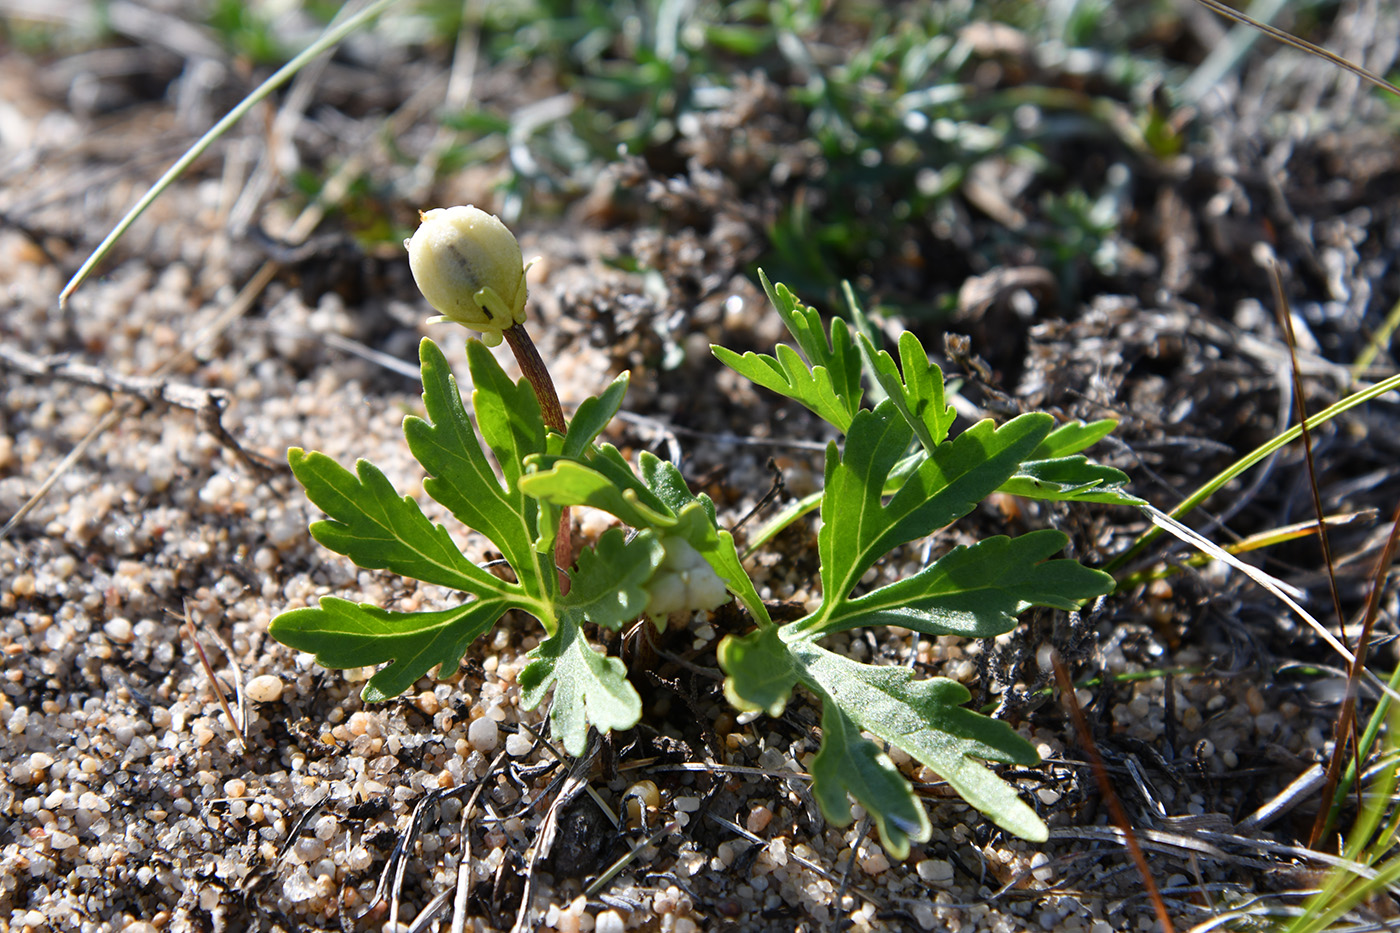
[468,716,499,752]
[505,731,533,757]
[313,814,338,841]
[594,910,625,933]
[245,674,284,703]
[916,858,954,884]
[103,618,134,643]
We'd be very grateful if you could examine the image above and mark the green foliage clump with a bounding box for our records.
[270,272,1136,855]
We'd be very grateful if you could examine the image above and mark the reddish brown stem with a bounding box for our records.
[502,323,571,591]
[503,323,566,434]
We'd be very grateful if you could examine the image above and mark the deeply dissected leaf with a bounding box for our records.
[815,530,1115,638]
[711,343,856,434]
[711,270,862,432]
[809,700,932,860]
[793,642,1047,843]
[564,527,664,630]
[856,330,957,454]
[518,614,642,756]
[271,596,506,703]
[403,339,546,587]
[816,404,1053,613]
[287,449,507,595]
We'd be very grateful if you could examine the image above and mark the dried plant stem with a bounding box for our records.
[502,323,571,588]
[1052,650,1175,933]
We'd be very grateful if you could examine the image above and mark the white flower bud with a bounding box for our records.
[644,536,730,622]
[404,206,531,347]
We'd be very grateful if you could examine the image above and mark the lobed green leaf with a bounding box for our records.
[287,449,506,596]
[810,700,932,859]
[815,404,1053,615]
[520,456,677,530]
[270,596,506,703]
[518,614,642,756]
[717,624,798,717]
[815,530,1115,638]
[404,339,546,588]
[563,527,665,630]
[793,642,1047,844]
[856,330,957,454]
[710,269,863,432]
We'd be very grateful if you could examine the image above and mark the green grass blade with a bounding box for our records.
[1108,372,1400,572]
[59,0,397,306]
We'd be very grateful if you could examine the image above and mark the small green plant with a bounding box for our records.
[269,210,1136,856]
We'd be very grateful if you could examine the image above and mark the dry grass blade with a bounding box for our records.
[1052,649,1176,933]
[1262,255,1362,848]
[179,601,246,753]
[1312,502,1400,846]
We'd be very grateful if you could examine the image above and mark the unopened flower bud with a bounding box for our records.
[643,536,730,623]
[405,206,531,347]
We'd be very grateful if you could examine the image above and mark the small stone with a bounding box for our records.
[50,830,78,849]
[859,850,890,875]
[468,716,499,752]
[595,910,625,933]
[746,805,773,834]
[103,618,134,643]
[245,674,284,703]
[505,731,533,757]
[916,858,954,884]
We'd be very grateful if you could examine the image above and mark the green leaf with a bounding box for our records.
[809,700,931,859]
[287,448,506,595]
[999,457,1144,506]
[823,530,1116,637]
[404,339,546,587]
[635,455,769,626]
[563,527,664,630]
[856,330,957,454]
[815,405,1053,615]
[638,452,718,525]
[563,372,629,459]
[709,269,863,432]
[794,642,1047,843]
[520,456,678,529]
[271,596,506,703]
[526,448,772,626]
[467,339,545,490]
[712,343,856,433]
[519,614,642,756]
[717,624,798,716]
[760,271,862,408]
[1029,419,1118,459]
